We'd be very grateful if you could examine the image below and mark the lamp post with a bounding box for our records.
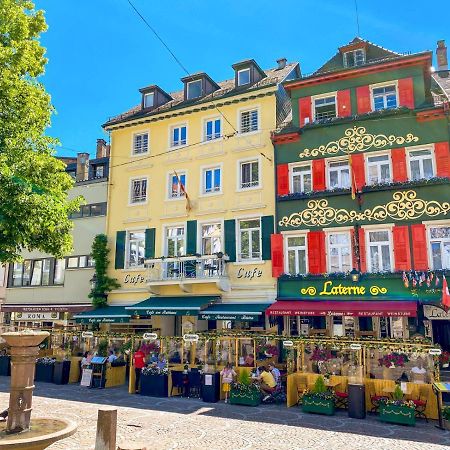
[350,268,360,283]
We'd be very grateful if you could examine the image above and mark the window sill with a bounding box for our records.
[128,201,148,207]
[7,285,64,289]
[233,260,265,266]
[199,137,223,146]
[165,197,186,202]
[236,186,262,193]
[121,267,146,272]
[237,130,261,137]
[198,191,223,198]
[131,151,150,157]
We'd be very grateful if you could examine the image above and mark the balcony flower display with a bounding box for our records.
[310,347,332,362]
[378,352,409,368]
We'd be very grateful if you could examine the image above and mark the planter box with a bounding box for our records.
[302,395,335,415]
[379,404,416,426]
[229,387,261,406]
[53,360,71,385]
[0,356,10,376]
[140,373,168,397]
[35,363,55,383]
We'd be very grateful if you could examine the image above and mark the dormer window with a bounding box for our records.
[238,68,251,86]
[143,92,154,108]
[343,49,366,67]
[187,80,202,100]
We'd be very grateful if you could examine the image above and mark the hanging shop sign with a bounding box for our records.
[183,334,199,343]
[350,343,362,351]
[143,333,158,341]
[82,331,94,338]
[15,312,58,321]
[423,305,450,320]
[123,273,146,286]
[282,340,294,348]
[429,348,442,356]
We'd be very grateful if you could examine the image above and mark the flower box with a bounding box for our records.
[35,362,55,383]
[140,373,168,397]
[379,404,416,426]
[229,386,261,406]
[0,356,10,376]
[302,394,335,415]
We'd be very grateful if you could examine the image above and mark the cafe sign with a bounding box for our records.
[300,281,387,297]
[76,316,130,324]
[424,305,450,320]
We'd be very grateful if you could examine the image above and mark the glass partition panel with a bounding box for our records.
[238,338,255,367]
[167,338,183,364]
[216,338,234,366]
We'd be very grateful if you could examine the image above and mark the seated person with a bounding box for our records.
[268,363,281,384]
[169,351,181,364]
[244,353,255,367]
[257,366,277,400]
[107,350,117,363]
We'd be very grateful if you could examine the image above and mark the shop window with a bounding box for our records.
[327,232,351,272]
[333,316,344,336]
[290,164,312,193]
[358,317,373,332]
[127,231,145,268]
[429,226,450,269]
[327,160,350,189]
[238,218,261,261]
[408,149,434,180]
[367,229,392,272]
[367,153,391,184]
[285,235,307,275]
[311,317,326,330]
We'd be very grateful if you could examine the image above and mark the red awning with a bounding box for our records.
[266,301,417,317]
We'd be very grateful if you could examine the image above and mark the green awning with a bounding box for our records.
[73,306,131,324]
[126,296,219,316]
[199,303,270,321]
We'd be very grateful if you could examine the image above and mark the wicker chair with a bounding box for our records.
[412,385,428,422]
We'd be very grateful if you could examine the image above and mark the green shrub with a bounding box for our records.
[238,370,251,386]
[393,385,403,401]
[97,339,108,357]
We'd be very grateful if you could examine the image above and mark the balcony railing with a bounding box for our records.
[145,255,230,292]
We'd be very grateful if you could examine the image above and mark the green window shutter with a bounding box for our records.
[115,231,126,269]
[261,215,274,260]
[186,220,197,255]
[145,228,156,259]
[224,219,236,262]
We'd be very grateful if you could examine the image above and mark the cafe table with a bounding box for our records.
[324,379,341,389]
[382,385,412,397]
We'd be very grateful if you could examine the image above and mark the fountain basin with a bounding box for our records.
[0,418,77,450]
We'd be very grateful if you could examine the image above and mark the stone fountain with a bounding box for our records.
[0,331,77,450]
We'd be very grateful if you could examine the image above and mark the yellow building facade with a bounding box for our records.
[101,59,300,336]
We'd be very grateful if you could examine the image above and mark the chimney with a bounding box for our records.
[276,58,287,70]
[96,138,108,158]
[76,152,89,182]
[436,40,448,71]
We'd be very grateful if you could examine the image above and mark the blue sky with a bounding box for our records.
[34,0,449,157]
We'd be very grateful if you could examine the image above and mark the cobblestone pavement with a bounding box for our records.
[0,379,449,450]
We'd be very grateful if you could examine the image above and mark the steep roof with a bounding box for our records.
[103,62,299,128]
[432,71,450,101]
[314,37,403,75]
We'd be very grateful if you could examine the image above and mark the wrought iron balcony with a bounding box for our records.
[145,254,230,293]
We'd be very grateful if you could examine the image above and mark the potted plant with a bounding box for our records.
[302,376,335,416]
[35,357,56,383]
[443,406,450,430]
[379,385,416,426]
[140,365,169,397]
[440,351,450,369]
[229,370,260,406]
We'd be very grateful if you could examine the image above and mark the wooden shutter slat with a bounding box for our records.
[114,231,126,269]
[391,148,408,182]
[337,89,351,117]
[145,228,156,259]
[392,225,412,271]
[298,97,312,126]
[271,234,284,277]
[308,231,325,274]
[312,159,326,191]
[398,77,415,109]
[277,164,290,196]
[356,85,371,114]
[411,224,428,270]
[224,219,236,262]
[435,142,450,178]
[351,153,366,190]
[358,228,367,273]
[261,216,274,261]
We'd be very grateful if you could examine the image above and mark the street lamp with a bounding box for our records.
[90,273,97,290]
[350,268,360,283]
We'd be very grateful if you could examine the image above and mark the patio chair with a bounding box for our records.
[412,385,428,422]
[368,381,388,413]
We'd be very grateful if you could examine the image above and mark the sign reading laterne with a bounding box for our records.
[300,281,387,297]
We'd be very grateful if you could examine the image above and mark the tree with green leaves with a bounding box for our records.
[89,234,120,308]
[0,0,82,262]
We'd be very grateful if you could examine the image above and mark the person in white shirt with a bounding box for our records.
[107,350,117,363]
[268,363,281,385]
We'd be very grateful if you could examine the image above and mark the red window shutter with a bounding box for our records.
[351,153,366,190]
[392,225,412,271]
[298,97,312,127]
[411,224,428,270]
[391,148,408,182]
[358,228,367,273]
[356,85,371,114]
[398,77,415,109]
[350,228,357,269]
[277,164,290,196]
[307,231,325,274]
[271,234,284,277]
[435,142,450,178]
[312,159,326,191]
[337,89,351,117]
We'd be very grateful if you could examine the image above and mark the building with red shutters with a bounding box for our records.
[269,38,450,349]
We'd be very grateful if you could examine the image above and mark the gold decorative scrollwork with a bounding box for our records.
[300,286,317,296]
[298,126,419,159]
[279,190,450,228]
[369,286,388,296]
